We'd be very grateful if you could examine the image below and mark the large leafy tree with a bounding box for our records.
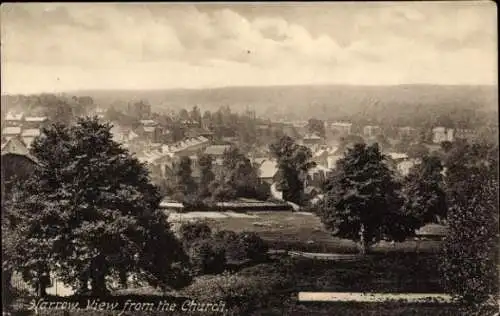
[441,178,498,307]
[318,143,415,254]
[402,155,447,226]
[440,140,499,307]
[197,153,215,200]
[221,146,260,198]
[210,146,260,202]
[3,118,190,296]
[172,156,197,201]
[269,136,315,205]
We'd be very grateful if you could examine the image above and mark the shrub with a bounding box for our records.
[183,268,293,314]
[187,238,226,275]
[237,232,269,262]
[214,230,247,262]
[255,182,271,201]
[178,222,212,247]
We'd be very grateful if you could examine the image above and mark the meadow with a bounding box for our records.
[168,211,443,254]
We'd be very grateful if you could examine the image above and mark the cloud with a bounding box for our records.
[0,2,497,93]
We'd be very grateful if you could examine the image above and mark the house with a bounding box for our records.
[305,165,330,188]
[204,144,231,165]
[24,116,48,129]
[5,112,24,127]
[397,159,420,176]
[1,137,31,157]
[363,125,382,138]
[111,125,139,144]
[432,127,454,143]
[1,138,37,202]
[204,145,231,157]
[137,150,176,184]
[328,122,352,136]
[138,120,163,143]
[165,136,211,157]
[301,133,323,151]
[454,128,478,142]
[2,126,22,141]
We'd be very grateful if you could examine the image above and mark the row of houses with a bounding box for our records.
[432,127,478,143]
[2,113,49,148]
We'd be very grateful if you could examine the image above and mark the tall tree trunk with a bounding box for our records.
[2,269,13,309]
[90,271,107,296]
[90,256,108,296]
[37,267,50,297]
[77,271,90,295]
[37,278,48,297]
[359,223,368,255]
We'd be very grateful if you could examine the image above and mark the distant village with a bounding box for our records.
[1,99,482,205]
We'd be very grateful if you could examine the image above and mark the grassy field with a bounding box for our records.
[169,211,442,254]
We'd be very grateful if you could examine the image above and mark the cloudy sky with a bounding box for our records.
[1,2,497,93]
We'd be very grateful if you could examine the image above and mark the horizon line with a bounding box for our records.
[2,83,498,96]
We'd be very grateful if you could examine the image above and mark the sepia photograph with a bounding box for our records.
[1,2,498,315]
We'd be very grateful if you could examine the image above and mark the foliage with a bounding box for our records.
[210,146,262,202]
[2,117,189,295]
[318,143,416,254]
[441,178,499,306]
[407,142,430,159]
[213,230,247,262]
[440,140,499,307]
[269,136,315,205]
[172,156,197,202]
[197,153,215,200]
[187,239,227,276]
[338,134,365,153]
[222,146,260,198]
[307,118,325,138]
[178,222,212,247]
[402,155,447,226]
[237,232,269,262]
[183,266,293,315]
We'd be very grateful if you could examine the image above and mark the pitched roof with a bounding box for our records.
[304,134,322,140]
[25,116,48,122]
[143,126,156,133]
[21,129,41,137]
[204,145,231,156]
[1,137,30,156]
[2,127,22,135]
[139,119,157,126]
[5,112,24,121]
[388,152,408,160]
[330,122,352,127]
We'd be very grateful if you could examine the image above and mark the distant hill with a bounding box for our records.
[69,84,497,120]
[3,84,497,127]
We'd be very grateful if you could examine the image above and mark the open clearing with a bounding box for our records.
[167,211,443,253]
